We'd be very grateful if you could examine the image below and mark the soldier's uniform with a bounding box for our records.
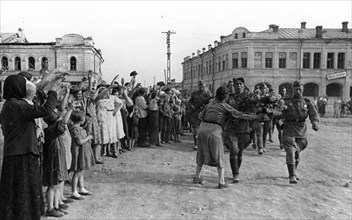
[188,82,211,149]
[281,81,319,184]
[223,90,254,182]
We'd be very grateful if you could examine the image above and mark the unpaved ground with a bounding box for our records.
[1,118,352,219]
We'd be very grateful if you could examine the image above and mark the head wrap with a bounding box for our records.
[17,71,33,81]
[3,75,27,100]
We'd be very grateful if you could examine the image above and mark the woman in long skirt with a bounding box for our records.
[193,86,261,189]
[0,74,59,219]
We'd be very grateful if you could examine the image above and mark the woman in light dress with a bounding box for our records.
[96,86,118,158]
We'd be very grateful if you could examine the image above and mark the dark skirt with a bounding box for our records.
[137,117,149,146]
[148,110,159,145]
[121,108,129,139]
[0,153,45,220]
[42,140,69,186]
[127,115,139,139]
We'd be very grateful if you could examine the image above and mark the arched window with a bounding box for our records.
[70,56,77,71]
[234,33,238,39]
[28,57,35,70]
[326,83,342,97]
[15,57,21,71]
[41,57,48,69]
[242,33,246,38]
[1,56,9,70]
[303,83,319,97]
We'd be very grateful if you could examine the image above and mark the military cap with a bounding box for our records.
[234,77,245,84]
[198,80,205,86]
[130,71,138,76]
[292,80,303,88]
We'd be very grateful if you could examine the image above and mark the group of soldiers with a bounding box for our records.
[187,79,319,184]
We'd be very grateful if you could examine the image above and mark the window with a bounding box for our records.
[70,56,77,71]
[254,52,262,68]
[205,61,208,75]
[209,61,212,74]
[232,53,238,68]
[337,53,345,69]
[1,56,9,70]
[327,53,334,69]
[15,57,21,71]
[303,52,310,68]
[242,33,246,38]
[279,52,286,68]
[218,57,221,72]
[234,33,238,39]
[222,55,226,71]
[241,52,247,68]
[41,57,48,69]
[265,52,273,68]
[28,57,35,70]
[313,53,321,69]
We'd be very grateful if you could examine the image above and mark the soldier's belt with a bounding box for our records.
[286,119,306,123]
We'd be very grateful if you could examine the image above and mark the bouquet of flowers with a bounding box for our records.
[236,90,282,114]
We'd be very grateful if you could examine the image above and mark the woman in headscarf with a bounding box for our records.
[0,73,59,220]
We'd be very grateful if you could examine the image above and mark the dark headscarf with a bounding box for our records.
[18,71,33,81]
[3,75,27,100]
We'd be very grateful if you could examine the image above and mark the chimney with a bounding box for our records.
[202,48,206,53]
[269,24,275,29]
[342,21,348,33]
[301,22,306,29]
[208,44,212,50]
[316,26,323,38]
[273,25,279,32]
[214,41,218,47]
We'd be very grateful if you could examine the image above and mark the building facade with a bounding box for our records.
[182,22,352,99]
[0,29,104,92]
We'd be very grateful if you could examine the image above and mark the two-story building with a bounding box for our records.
[182,22,352,99]
[0,28,104,92]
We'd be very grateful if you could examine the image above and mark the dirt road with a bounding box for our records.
[1,118,351,219]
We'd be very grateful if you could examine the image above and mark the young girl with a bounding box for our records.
[69,110,95,200]
[43,104,73,217]
[127,105,139,151]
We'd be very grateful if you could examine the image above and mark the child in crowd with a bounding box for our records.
[161,95,173,144]
[127,105,139,151]
[43,104,73,217]
[69,110,95,200]
[173,98,182,143]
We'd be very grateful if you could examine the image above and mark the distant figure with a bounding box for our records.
[318,96,327,117]
[340,100,347,117]
[333,97,342,118]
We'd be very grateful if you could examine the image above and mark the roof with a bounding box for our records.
[261,28,352,39]
[0,32,28,43]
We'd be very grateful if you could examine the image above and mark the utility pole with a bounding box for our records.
[162,30,176,87]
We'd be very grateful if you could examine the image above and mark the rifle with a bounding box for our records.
[188,96,213,116]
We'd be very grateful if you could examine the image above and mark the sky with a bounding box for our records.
[1,0,351,86]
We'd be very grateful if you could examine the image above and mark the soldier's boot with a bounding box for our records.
[295,152,300,180]
[287,164,298,184]
[230,157,240,183]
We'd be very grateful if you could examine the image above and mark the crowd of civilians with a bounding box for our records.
[0,69,191,219]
